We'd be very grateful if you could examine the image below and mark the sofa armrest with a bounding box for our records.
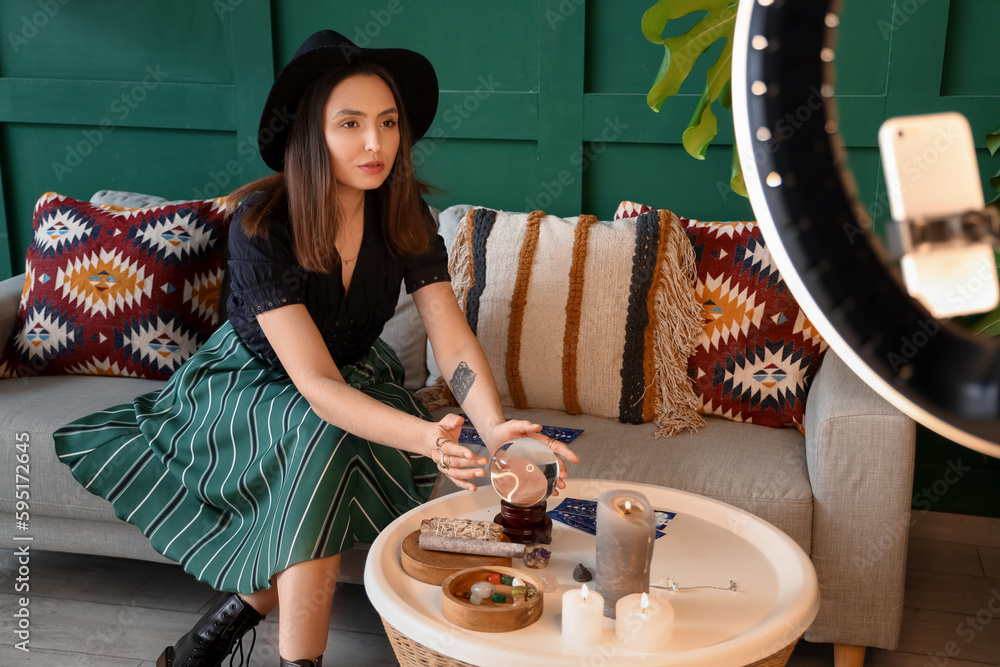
[802,350,916,649]
[0,274,23,345]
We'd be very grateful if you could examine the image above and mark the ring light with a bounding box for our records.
[731,0,1000,457]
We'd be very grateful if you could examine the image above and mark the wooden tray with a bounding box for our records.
[400,530,512,585]
[440,566,543,633]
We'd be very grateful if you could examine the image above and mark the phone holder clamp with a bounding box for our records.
[890,206,1000,258]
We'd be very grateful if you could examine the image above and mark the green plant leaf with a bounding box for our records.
[681,32,734,159]
[987,127,1000,156]
[644,0,738,113]
[720,79,732,110]
[991,166,1000,194]
[644,0,740,190]
[964,302,1000,337]
[730,143,747,197]
[721,79,746,195]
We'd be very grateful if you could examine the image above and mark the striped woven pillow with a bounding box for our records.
[448,207,705,437]
[615,200,829,429]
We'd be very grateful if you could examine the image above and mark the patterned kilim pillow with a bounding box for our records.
[445,207,705,437]
[0,192,234,380]
[616,201,828,428]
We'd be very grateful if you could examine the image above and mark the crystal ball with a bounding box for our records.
[490,437,560,507]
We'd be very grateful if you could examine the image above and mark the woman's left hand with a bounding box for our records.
[484,420,581,497]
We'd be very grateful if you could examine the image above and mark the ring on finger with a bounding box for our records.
[435,436,448,452]
[438,452,451,470]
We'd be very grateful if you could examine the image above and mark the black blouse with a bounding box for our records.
[226,193,450,368]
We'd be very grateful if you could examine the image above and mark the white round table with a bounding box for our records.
[364,478,819,667]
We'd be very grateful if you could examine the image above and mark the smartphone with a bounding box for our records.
[878,112,998,318]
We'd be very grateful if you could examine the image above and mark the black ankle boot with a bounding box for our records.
[157,593,264,667]
[280,656,323,667]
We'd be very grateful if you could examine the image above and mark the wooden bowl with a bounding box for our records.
[400,530,513,585]
[440,566,543,632]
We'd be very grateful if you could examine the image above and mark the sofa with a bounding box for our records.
[0,193,916,663]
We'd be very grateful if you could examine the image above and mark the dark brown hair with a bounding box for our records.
[228,63,435,273]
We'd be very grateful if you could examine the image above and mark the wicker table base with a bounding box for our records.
[382,617,799,667]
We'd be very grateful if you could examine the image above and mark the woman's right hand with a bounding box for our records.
[428,413,488,492]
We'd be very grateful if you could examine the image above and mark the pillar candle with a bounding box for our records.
[561,583,605,646]
[595,489,655,618]
[614,592,674,652]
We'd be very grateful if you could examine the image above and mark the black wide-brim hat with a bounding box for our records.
[258,29,439,172]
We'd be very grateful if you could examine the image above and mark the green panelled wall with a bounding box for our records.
[0,0,998,514]
[0,0,274,279]
[3,0,998,271]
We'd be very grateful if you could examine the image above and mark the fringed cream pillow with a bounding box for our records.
[447,207,705,438]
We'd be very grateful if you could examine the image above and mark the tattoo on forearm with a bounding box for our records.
[449,361,477,404]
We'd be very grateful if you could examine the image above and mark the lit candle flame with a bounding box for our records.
[640,592,649,614]
[581,583,589,602]
[623,500,632,514]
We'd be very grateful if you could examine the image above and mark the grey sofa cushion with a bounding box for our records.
[89,190,198,207]
[0,511,173,564]
[0,375,165,520]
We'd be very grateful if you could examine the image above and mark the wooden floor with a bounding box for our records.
[0,511,997,666]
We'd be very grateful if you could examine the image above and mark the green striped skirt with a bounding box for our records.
[54,321,438,594]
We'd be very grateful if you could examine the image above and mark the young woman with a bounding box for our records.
[54,30,579,667]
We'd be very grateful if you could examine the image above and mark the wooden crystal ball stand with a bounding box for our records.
[493,499,552,544]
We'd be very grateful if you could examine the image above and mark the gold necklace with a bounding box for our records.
[339,215,362,266]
